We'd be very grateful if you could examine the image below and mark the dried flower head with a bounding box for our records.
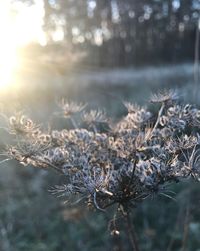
[150,89,178,104]
[123,102,141,113]
[81,110,107,124]
[3,91,200,214]
[8,113,40,136]
[59,99,87,117]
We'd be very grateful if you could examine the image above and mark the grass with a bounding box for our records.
[0,62,200,251]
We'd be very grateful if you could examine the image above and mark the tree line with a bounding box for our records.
[25,0,200,67]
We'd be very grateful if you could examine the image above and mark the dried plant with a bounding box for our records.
[2,90,200,250]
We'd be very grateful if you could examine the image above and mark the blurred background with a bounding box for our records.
[0,1,200,250]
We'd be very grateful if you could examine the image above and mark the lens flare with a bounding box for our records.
[0,1,45,89]
[0,2,17,88]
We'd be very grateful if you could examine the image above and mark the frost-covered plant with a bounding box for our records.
[2,90,200,250]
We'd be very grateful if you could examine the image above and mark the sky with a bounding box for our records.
[0,0,46,88]
[0,0,46,46]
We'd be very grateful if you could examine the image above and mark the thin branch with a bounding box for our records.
[31,157,65,174]
[149,103,165,139]
[166,207,182,251]
[70,117,78,129]
[128,158,137,187]
[0,158,10,164]
[159,192,177,202]
[181,205,190,251]
[125,211,140,251]
[93,192,106,212]
[194,17,200,101]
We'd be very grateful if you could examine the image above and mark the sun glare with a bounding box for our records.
[0,2,16,88]
[0,1,45,89]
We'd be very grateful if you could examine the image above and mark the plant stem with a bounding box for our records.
[194,17,200,102]
[125,211,140,251]
[181,205,190,251]
[70,117,78,129]
[149,103,165,139]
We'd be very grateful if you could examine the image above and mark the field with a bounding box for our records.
[0,62,200,251]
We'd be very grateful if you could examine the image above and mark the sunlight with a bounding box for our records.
[0,42,18,89]
[0,1,45,89]
[0,2,17,88]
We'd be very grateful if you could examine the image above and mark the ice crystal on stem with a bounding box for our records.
[3,92,200,209]
[3,91,200,228]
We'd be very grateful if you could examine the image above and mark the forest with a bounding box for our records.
[40,0,199,66]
